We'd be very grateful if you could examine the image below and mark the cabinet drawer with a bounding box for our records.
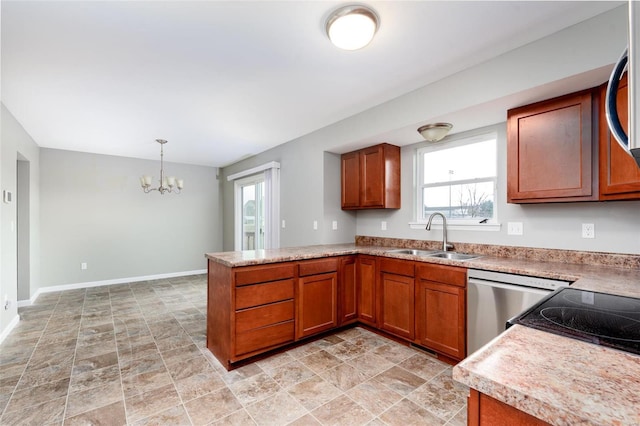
[235,321,294,356]
[235,263,296,286]
[235,279,294,309]
[299,258,338,277]
[236,300,294,333]
[417,263,466,287]
[380,258,415,277]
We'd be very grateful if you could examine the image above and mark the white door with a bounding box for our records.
[236,175,265,250]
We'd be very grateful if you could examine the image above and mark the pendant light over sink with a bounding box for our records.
[418,123,453,142]
[326,5,379,50]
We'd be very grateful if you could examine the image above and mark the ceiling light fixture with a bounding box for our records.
[326,5,379,50]
[140,139,183,194]
[417,123,453,142]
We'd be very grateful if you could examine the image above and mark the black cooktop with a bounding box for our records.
[507,287,640,356]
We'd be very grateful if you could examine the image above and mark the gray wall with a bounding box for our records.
[39,148,222,287]
[221,141,357,250]
[357,124,640,254]
[221,5,635,254]
[1,104,40,334]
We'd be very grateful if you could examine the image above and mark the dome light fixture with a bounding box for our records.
[326,5,379,51]
[418,123,453,142]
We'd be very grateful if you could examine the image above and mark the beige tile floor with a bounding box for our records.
[0,274,468,425]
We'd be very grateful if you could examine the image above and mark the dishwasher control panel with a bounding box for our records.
[467,269,572,291]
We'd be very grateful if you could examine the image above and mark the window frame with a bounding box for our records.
[411,132,500,231]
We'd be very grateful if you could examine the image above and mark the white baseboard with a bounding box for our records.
[0,315,20,345]
[19,269,207,306]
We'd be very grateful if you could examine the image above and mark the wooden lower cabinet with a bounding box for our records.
[207,254,468,369]
[379,258,415,340]
[416,263,466,360]
[207,261,296,369]
[339,256,358,325]
[357,255,377,326]
[296,258,338,339]
[468,389,550,426]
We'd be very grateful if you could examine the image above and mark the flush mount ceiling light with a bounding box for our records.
[140,139,184,194]
[417,123,453,142]
[326,5,379,50]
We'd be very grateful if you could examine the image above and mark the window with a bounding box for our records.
[228,162,280,250]
[416,133,497,226]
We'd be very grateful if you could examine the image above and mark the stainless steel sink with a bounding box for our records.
[386,249,440,256]
[386,248,481,261]
[427,252,482,261]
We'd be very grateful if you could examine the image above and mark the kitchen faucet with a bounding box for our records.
[426,212,454,252]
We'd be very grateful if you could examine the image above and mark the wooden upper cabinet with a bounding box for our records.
[341,143,401,210]
[598,75,640,199]
[507,90,596,203]
[341,151,361,209]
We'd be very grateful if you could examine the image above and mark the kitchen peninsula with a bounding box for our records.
[205,239,640,425]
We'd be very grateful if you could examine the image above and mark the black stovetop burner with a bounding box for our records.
[507,287,640,356]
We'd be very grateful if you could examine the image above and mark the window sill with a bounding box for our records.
[409,222,501,232]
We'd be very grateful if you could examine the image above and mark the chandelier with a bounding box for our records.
[140,139,183,194]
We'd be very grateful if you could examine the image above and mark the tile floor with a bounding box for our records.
[0,274,468,425]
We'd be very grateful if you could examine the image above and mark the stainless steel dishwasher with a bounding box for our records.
[467,269,570,355]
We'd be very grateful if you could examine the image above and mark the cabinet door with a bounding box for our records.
[339,256,358,325]
[380,272,414,340]
[360,145,385,207]
[507,90,595,203]
[341,151,361,209]
[468,390,551,426]
[598,75,640,199]
[297,272,338,339]
[357,256,377,326]
[416,279,465,360]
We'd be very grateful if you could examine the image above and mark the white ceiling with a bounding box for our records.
[1,1,622,167]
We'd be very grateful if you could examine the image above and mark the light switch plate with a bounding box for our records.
[313,220,318,230]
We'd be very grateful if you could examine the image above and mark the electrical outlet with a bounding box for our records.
[381,221,387,231]
[313,220,318,230]
[582,223,595,239]
[4,295,9,310]
[507,222,523,235]
[332,220,338,230]
[281,220,286,229]
[81,262,87,270]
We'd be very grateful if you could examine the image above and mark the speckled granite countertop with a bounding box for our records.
[206,240,640,425]
[205,242,640,297]
[453,325,640,425]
